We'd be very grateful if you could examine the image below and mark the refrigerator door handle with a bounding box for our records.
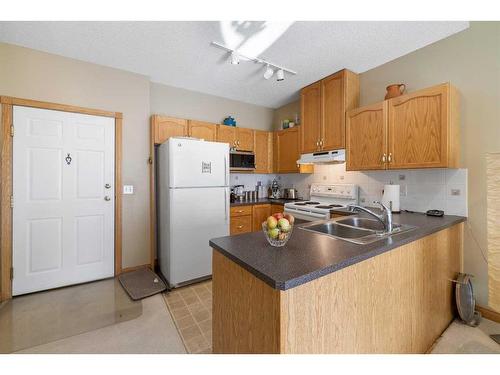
[224,155,228,186]
[224,188,228,221]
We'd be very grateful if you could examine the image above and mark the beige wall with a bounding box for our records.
[272,99,300,131]
[273,22,500,307]
[150,82,274,130]
[0,42,151,269]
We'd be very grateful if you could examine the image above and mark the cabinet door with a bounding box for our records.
[387,84,449,169]
[321,72,344,150]
[230,215,252,235]
[271,204,284,215]
[236,128,255,152]
[217,125,236,147]
[152,115,187,144]
[275,128,299,173]
[188,120,217,141]
[346,102,387,171]
[254,130,272,173]
[252,204,271,231]
[300,82,321,153]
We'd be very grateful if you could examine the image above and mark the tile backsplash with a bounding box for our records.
[231,163,468,216]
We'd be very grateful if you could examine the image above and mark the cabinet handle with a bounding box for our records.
[382,154,387,163]
[320,139,324,149]
[388,153,392,163]
[236,210,244,213]
[237,225,244,229]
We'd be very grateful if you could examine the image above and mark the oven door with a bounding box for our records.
[284,207,329,222]
[230,151,255,171]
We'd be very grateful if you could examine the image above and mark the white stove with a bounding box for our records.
[284,183,359,221]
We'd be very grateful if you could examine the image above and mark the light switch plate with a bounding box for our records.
[123,185,134,195]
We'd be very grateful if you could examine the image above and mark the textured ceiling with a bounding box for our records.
[0,21,469,108]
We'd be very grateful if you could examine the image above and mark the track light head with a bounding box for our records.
[263,65,274,80]
[230,51,240,65]
[276,69,285,81]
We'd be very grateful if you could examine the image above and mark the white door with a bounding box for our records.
[167,137,229,188]
[12,106,115,296]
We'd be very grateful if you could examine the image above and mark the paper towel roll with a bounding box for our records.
[382,184,400,213]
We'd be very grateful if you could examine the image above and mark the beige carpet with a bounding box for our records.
[15,293,186,354]
[431,318,500,354]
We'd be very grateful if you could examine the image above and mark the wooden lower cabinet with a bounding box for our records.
[213,223,463,353]
[271,204,284,215]
[252,204,271,231]
[230,215,252,235]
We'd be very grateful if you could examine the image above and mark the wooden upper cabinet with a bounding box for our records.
[387,83,459,169]
[216,125,236,146]
[188,120,217,141]
[345,83,460,171]
[346,102,387,171]
[322,70,360,151]
[300,69,359,154]
[300,82,322,153]
[252,204,271,231]
[152,115,187,144]
[254,130,273,173]
[236,128,254,152]
[274,127,300,173]
[216,126,254,151]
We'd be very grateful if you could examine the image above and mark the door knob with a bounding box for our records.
[105,184,111,189]
[104,196,111,201]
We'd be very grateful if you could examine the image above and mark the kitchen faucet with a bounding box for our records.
[346,201,393,233]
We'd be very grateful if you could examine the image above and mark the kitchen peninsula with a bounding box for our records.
[209,212,466,354]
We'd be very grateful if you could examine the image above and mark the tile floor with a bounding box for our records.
[163,279,212,354]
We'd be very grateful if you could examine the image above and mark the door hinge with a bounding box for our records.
[10,125,14,137]
[148,157,153,165]
[10,195,13,208]
[10,267,13,280]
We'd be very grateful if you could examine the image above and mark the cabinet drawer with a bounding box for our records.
[230,215,252,235]
[230,205,253,217]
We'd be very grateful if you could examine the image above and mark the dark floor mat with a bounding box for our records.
[118,268,166,301]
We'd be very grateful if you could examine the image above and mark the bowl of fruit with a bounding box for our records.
[262,212,295,247]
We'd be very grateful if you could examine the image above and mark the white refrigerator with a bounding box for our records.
[158,137,230,287]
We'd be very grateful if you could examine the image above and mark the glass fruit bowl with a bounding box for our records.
[262,221,294,247]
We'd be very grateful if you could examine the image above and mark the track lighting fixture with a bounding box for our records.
[230,51,240,65]
[263,64,274,80]
[276,69,285,81]
[211,41,296,81]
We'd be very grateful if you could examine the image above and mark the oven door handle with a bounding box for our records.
[284,208,326,219]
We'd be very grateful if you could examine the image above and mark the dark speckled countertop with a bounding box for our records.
[209,212,466,291]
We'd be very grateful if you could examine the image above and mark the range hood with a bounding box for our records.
[297,149,346,164]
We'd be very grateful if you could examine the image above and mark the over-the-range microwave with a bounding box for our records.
[230,150,255,171]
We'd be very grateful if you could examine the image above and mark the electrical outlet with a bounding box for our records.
[451,189,461,196]
[323,175,327,181]
[339,175,345,180]
[360,197,366,203]
[398,174,406,181]
[123,185,134,195]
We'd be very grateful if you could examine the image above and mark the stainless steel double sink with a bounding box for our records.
[299,216,416,245]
